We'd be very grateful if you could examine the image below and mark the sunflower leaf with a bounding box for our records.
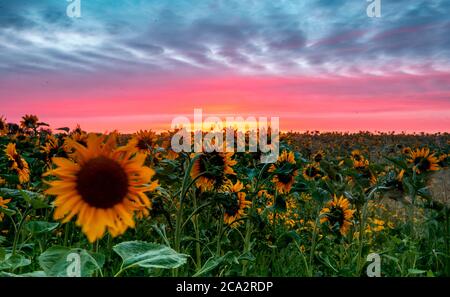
[0,253,32,271]
[25,221,59,235]
[113,241,187,270]
[193,251,237,277]
[0,271,46,277]
[0,188,49,209]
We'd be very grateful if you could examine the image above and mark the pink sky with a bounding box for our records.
[1,71,449,133]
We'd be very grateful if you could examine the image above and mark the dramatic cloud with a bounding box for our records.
[0,0,449,132]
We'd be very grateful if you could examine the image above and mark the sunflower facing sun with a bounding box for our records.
[4,143,30,184]
[320,195,356,236]
[44,133,158,242]
[190,152,237,192]
[269,150,298,194]
[408,148,439,174]
[222,181,251,227]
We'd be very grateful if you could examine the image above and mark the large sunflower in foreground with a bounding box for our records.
[44,133,158,242]
[407,148,439,174]
[222,181,251,227]
[269,150,298,194]
[320,195,355,236]
[4,143,30,184]
[190,152,237,192]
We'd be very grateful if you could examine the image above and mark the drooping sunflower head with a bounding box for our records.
[4,143,30,184]
[222,181,251,227]
[0,197,11,222]
[312,150,325,163]
[407,148,439,174]
[302,163,322,181]
[0,116,8,135]
[20,114,39,130]
[320,195,355,236]
[269,150,298,194]
[126,130,158,154]
[44,133,158,243]
[190,152,237,192]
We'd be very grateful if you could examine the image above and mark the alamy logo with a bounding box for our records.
[170,109,280,163]
[367,0,381,18]
[66,252,81,277]
[366,253,381,277]
[66,0,81,18]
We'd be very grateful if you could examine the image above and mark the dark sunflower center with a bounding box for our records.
[13,154,25,170]
[0,121,5,130]
[278,173,293,184]
[137,138,152,150]
[414,157,431,172]
[199,153,225,178]
[224,194,240,216]
[353,154,361,161]
[306,166,320,177]
[76,156,129,209]
[328,207,345,226]
[314,154,323,162]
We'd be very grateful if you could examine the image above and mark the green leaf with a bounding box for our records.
[38,246,104,277]
[113,241,187,270]
[0,207,15,216]
[25,221,59,235]
[408,268,426,275]
[0,271,46,277]
[0,188,49,209]
[193,251,237,277]
[0,253,32,271]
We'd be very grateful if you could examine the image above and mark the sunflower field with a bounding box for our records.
[0,114,449,277]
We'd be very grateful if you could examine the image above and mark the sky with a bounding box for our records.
[0,0,449,133]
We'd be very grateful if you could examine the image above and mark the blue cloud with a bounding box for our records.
[0,0,449,76]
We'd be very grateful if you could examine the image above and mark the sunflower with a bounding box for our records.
[41,135,61,160]
[125,130,158,154]
[190,152,237,192]
[4,143,30,184]
[222,181,251,227]
[438,154,448,168]
[312,150,325,163]
[351,149,364,162]
[407,148,439,174]
[320,195,355,236]
[64,131,89,153]
[402,147,412,155]
[268,150,298,194]
[0,116,8,136]
[20,114,39,130]
[353,158,369,169]
[0,197,11,222]
[44,133,158,242]
[302,163,322,181]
